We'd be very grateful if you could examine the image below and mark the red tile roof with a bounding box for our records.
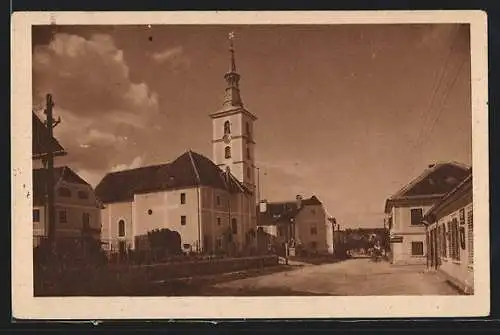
[95,150,251,204]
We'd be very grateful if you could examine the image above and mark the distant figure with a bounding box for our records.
[372,240,382,262]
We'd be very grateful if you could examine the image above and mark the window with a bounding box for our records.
[446,221,453,257]
[183,243,191,250]
[224,120,231,134]
[216,195,221,206]
[58,187,71,197]
[451,218,460,261]
[77,190,89,200]
[467,208,473,266]
[216,238,222,249]
[181,215,187,226]
[310,227,317,235]
[246,167,251,178]
[217,217,221,226]
[225,146,231,158]
[118,219,125,237]
[59,210,67,223]
[410,208,423,225]
[180,193,186,204]
[82,213,90,230]
[231,218,237,234]
[246,122,251,137]
[33,209,40,222]
[441,224,447,257]
[310,241,317,249]
[147,209,153,215]
[411,241,424,256]
[246,147,251,159]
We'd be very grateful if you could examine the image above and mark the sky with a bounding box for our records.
[32,24,472,229]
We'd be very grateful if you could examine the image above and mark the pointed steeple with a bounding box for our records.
[223,31,243,109]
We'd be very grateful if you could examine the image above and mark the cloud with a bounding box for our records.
[33,33,159,120]
[151,46,183,63]
[150,46,190,71]
[32,32,163,184]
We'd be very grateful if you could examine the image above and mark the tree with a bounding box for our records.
[146,228,182,261]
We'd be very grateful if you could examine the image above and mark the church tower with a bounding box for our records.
[210,32,257,192]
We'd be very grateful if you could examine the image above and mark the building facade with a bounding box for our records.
[96,151,257,255]
[257,195,334,256]
[95,35,258,256]
[384,162,470,265]
[423,171,473,294]
[33,166,102,246]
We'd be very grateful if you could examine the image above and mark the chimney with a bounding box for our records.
[296,194,303,209]
[259,199,267,213]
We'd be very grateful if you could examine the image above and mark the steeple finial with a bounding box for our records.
[222,31,243,108]
[229,31,236,72]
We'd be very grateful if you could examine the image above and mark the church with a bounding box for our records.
[95,34,258,255]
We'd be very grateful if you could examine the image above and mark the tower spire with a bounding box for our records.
[223,31,243,109]
[229,31,237,72]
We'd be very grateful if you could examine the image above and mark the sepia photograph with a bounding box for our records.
[11,11,489,319]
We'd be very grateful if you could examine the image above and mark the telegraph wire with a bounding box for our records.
[411,25,461,153]
[417,55,467,150]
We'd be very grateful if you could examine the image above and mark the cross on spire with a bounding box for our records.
[228,31,236,72]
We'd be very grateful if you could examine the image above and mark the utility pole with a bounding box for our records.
[44,94,60,250]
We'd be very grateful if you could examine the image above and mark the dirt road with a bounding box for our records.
[206,257,461,296]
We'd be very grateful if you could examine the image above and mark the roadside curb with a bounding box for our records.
[152,264,297,286]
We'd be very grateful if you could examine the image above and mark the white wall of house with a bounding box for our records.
[428,192,473,294]
[390,204,433,264]
[200,187,257,253]
[33,179,101,245]
[295,204,333,255]
[100,186,257,254]
[100,201,133,252]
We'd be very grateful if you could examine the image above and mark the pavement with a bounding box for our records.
[207,257,462,296]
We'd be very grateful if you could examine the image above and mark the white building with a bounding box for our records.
[257,195,335,255]
[33,166,102,246]
[95,35,258,255]
[424,170,473,294]
[384,162,470,265]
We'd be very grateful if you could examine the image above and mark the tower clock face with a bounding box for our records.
[223,134,231,144]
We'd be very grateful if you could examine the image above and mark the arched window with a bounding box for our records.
[118,219,125,237]
[224,120,231,134]
[225,146,231,158]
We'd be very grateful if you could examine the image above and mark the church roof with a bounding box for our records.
[95,150,251,204]
[33,166,91,206]
[32,112,67,160]
[257,195,323,226]
[384,162,471,213]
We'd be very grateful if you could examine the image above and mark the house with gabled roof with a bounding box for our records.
[384,162,470,265]
[33,166,102,246]
[95,150,256,255]
[423,169,473,294]
[32,112,67,163]
[257,195,335,256]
